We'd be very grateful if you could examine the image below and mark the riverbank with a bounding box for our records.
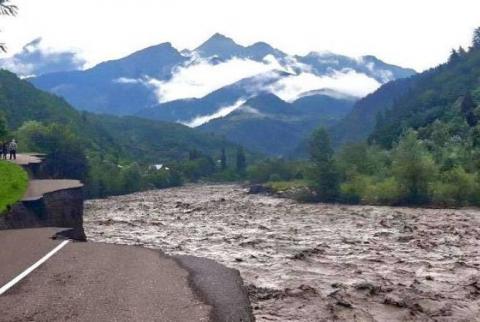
[85,183,480,321]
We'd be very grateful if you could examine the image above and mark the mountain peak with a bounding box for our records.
[360,55,381,63]
[248,41,274,51]
[197,33,238,49]
[209,33,234,42]
[305,51,336,58]
[195,33,243,59]
[123,42,180,61]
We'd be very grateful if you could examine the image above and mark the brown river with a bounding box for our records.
[84,184,480,321]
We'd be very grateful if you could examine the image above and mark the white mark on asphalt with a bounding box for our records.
[0,240,70,296]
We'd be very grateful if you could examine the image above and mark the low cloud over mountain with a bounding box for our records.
[29,33,415,121]
[24,33,416,156]
[148,55,282,103]
[0,38,85,77]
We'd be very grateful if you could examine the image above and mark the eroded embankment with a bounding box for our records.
[84,184,480,321]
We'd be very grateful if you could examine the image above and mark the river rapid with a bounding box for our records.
[84,184,480,321]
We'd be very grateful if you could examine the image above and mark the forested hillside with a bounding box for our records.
[251,28,480,208]
[369,45,480,147]
[329,78,414,146]
[331,31,480,148]
[199,93,354,156]
[0,70,248,197]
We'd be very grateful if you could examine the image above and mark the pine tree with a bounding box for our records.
[473,27,480,49]
[220,147,227,171]
[461,91,478,127]
[307,128,339,202]
[449,49,459,63]
[374,111,385,132]
[189,149,200,161]
[0,114,8,141]
[236,147,246,174]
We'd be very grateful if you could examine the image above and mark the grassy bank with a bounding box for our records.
[0,161,28,214]
[265,180,309,193]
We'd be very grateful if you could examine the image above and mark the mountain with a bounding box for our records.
[30,43,187,115]
[25,34,416,157]
[330,44,480,149]
[199,93,355,156]
[368,47,480,148]
[135,70,290,124]
[0,70,242,163]
[297,53,415,84]
[193,33,286,61]
[329,77,415,147]
[29,34,415,119]
[0,38,86,77]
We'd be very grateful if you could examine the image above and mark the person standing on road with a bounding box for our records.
[1,141,7,160]
[9,139,16,160]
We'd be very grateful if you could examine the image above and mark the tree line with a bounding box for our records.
[249,27,480,207]
[6,118,251,198]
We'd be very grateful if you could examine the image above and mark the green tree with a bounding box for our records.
[431,166,478,206]
[121,163,143,193]
[236,147,246,175]
[0,114,8,141]
[338,143,372,176]
[307,128,340,202]
[220,147,227,171]
[473,26,480,49]
[449,49,459,63]
[189,149,201,161]
[391,130,437,204]
[461,91,478,127]
[16,121,88,180]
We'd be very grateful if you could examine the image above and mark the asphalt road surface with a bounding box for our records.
[23,179,83,201]
[0,228,64,289]
[0,229,212,322]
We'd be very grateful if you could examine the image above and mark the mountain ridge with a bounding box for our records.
[29,33,415,116]
[24,34,416,156]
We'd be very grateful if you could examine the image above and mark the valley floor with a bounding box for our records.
[84,184,480,322]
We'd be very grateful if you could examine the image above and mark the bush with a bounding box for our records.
[340,175,405,205]
[247,159,303,184]
[391,130,438,204]
[209,169,240,182]
[145,168,183,189]
[266,180,308,192]
[364,177,405,205]
[340,175,372,204]
[180,156,216,182]
[431,166,478,206]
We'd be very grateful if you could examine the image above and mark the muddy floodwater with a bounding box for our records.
[84,184,480,321]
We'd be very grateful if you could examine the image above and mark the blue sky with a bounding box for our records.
[0,0,479,71]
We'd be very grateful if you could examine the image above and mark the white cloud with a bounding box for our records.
[0,38,85,77]
[238,105,263,116]
[266,69,382,102]
[183,99,246,127]
[149,56,286,103]
[113,77,143,84]
[1,0,479,72]
[146,53,383,104]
